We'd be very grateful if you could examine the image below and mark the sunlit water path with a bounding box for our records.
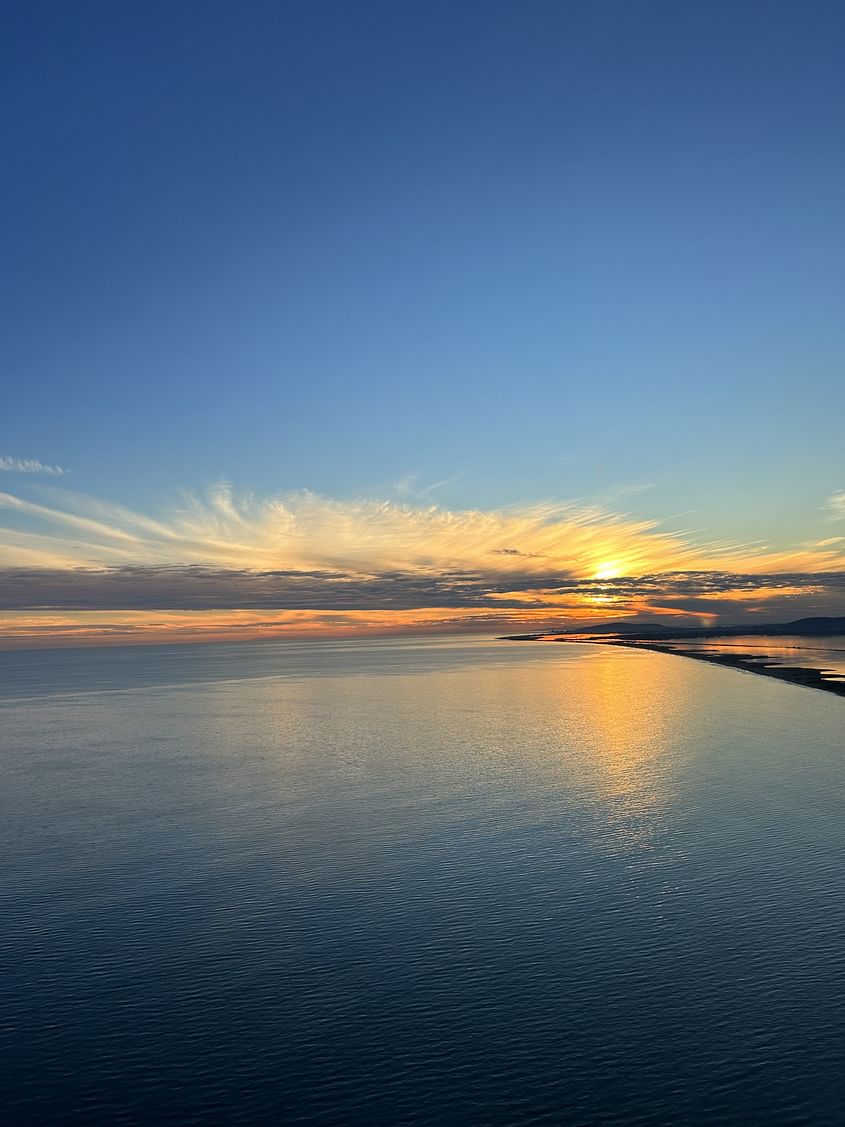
[1,637,843,1124]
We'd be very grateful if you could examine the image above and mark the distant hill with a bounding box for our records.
[572,616,845,641]
[560,620,679,636]
[501,615,845,643]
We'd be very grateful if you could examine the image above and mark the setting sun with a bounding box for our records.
[593,561,623,581]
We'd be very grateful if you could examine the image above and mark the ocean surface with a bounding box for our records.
[1,635,844,1125]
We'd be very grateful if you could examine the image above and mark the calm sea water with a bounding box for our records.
[1,636,843,1125]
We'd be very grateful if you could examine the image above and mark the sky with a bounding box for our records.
[2,0,844,647]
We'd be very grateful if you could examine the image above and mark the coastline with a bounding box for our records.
[591,639,845,698]
[502,635,845,699]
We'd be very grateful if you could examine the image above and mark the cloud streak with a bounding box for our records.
[0,456,65,476]
[3,481,844,574]
[1,565,842,613]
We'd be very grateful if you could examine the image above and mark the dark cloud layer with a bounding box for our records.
[2,566,843,613]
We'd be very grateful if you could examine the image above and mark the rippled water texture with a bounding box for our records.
[1,636,844,1125]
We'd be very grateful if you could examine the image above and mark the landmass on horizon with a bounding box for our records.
[502,615,845,640]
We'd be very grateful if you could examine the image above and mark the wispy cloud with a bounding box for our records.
[0,482,708,572]
[6,481,843,575]
[591,481,656,506]
[393,473,463,501]
[0,456,65,476]
[826,490,845,520]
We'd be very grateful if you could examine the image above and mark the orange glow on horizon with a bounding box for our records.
[0,582,827,651]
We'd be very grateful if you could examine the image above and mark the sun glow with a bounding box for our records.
[592,561,623,581]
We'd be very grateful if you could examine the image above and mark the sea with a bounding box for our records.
[1,635,843,1125]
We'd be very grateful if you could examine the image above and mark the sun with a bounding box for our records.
[593,561,622,581]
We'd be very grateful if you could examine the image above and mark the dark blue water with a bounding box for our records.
[1,637,843,1124]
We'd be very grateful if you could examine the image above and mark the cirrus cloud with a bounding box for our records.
[0,456,65,476]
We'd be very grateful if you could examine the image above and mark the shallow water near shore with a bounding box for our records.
[2,636,844,1125]
[636,635,845,681]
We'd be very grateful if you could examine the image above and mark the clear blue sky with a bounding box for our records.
[3,0,844,550]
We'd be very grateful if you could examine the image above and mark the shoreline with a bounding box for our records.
[597,639,845,698]
[503,635,845,699]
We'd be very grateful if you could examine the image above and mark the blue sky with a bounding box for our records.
[2,2,844,643]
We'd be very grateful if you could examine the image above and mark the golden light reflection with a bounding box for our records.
[578,646,692,851]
